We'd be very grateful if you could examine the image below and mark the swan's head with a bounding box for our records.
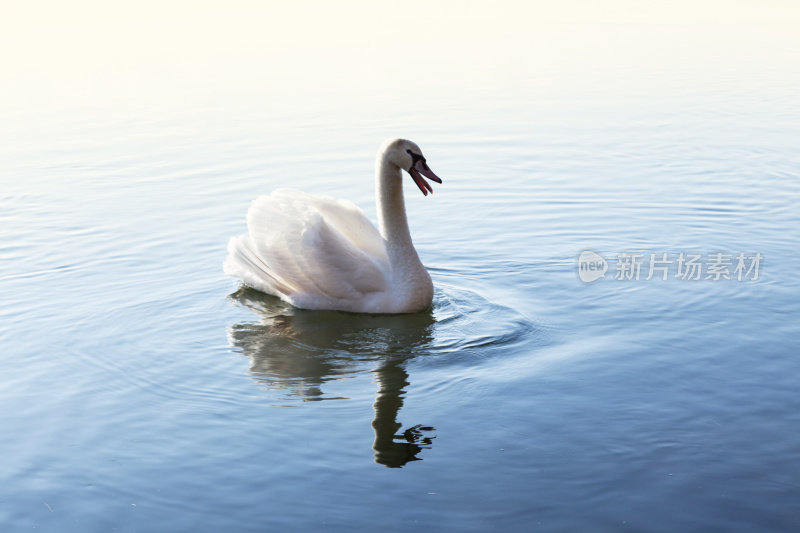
[382,138,443,196]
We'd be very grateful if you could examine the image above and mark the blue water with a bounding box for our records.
[2,3,800,532]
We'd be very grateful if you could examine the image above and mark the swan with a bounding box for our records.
[223,138,443,314]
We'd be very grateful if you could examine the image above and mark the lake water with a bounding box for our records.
[2,2,799,532]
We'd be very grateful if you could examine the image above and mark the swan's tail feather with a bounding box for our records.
[223,235,293,300]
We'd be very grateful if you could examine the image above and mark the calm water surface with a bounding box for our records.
[2,2,800,532]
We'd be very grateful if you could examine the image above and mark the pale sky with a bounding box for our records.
[1,1,798,112]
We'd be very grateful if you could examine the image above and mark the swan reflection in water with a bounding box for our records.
[227,287,437,468]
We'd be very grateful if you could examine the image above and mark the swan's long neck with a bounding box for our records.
[376,157,413,246]
[375,154,425,271]
[374,148,434,312]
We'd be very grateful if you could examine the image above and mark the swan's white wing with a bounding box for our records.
[299,192,388,263]
[224,189,390,310]
[295,211,388,300]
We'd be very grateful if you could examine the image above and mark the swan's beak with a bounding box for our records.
[409,158,442,196]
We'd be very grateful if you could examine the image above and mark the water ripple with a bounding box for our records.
[227,282,537,398]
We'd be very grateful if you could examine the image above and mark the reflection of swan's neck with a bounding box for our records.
[371,360,413,468]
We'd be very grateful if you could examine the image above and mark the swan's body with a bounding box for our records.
[224,139,443,314]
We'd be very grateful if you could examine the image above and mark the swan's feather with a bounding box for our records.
[224,188,391,311]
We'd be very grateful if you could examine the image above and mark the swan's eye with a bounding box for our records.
[406,149,425,169]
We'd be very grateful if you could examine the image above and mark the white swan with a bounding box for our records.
[223,138,443,314]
